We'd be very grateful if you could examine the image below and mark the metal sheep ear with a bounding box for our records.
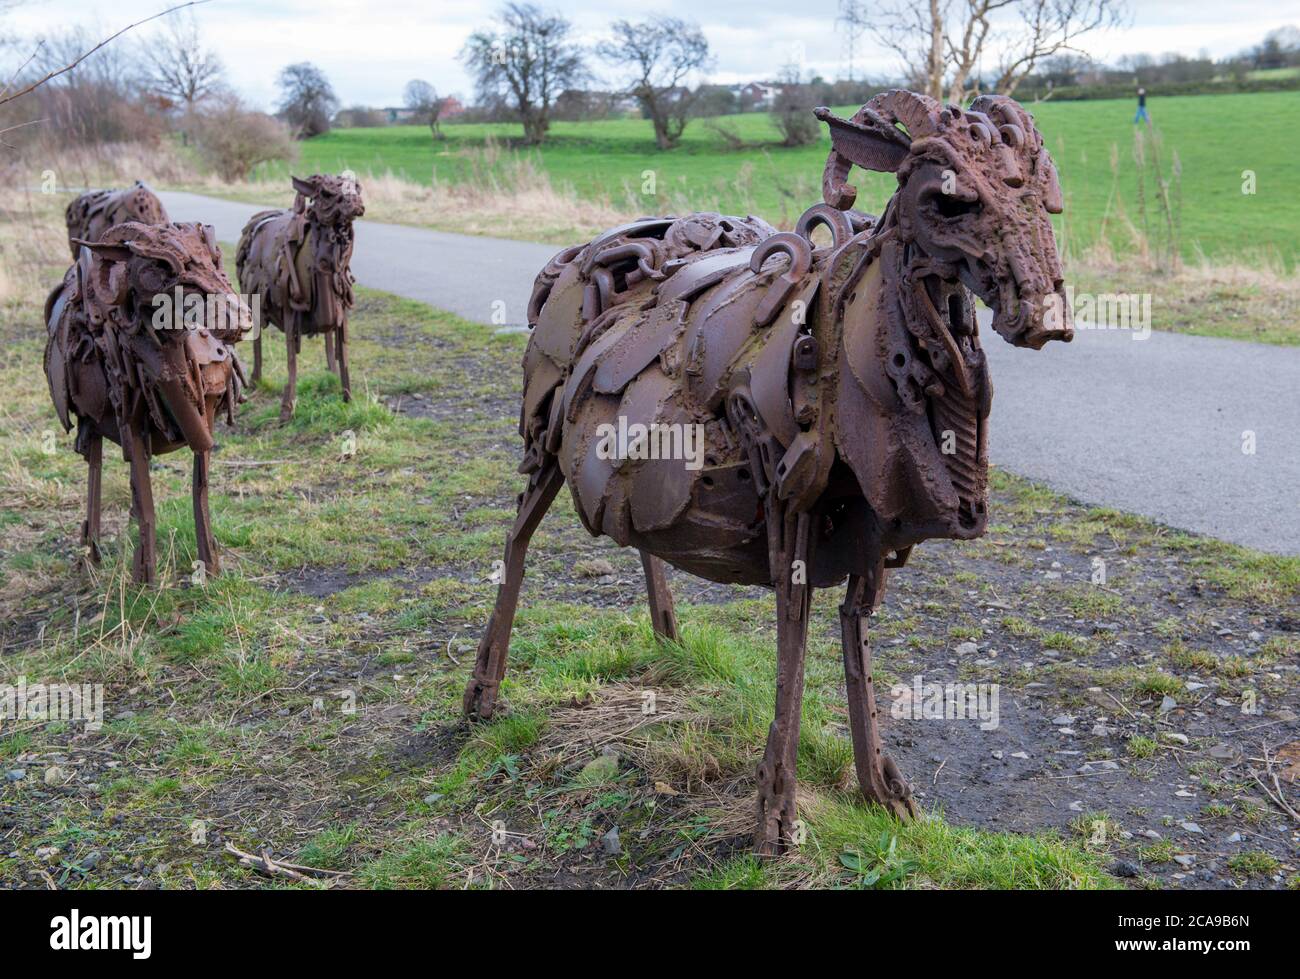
[73,238,133,306]
[291,175,320,213]
[814,106,912,210]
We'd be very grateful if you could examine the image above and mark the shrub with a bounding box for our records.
[193,95,297,182]
[771,71,819,148]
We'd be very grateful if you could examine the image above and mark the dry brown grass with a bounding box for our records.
[1065,248,1300,345]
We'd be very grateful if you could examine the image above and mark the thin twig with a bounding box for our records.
[0,1,212,109]
[223,842,350,880]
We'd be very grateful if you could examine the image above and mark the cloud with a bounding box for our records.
[5,0,1297,110]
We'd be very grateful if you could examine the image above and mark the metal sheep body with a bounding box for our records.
[463,91,1074,854]
[64,181,169,261]
[235,174,364,422]
[45,222,251,585]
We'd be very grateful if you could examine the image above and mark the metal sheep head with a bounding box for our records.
[816,89,1073,349]
[292,173,366,225]
[73,222,252,344]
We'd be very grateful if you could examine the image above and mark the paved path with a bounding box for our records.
[159,191,1300,555]
[160,191,555,327]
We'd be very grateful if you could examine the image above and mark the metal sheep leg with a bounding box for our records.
[639,551,679,643]
[336,322,352,403]
[754,506,815,856]
[462,461,565,722]
[192,404,221,577]
[80,431,102,567]
[279,320,299,424]
[840,568,917,821]
[125,420,158,586]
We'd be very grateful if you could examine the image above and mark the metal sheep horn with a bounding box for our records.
[867,88,942,139]
[814,105,911,211]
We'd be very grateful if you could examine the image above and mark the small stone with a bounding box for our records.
[1161,732,1189,745]
[1186,682,1207,691]
[4,770,24,782]
[1058,728,1076,736]
[80,852,102,871]
[1110,859,1141,878]
[1068,800,1084,812]
[1077,760,1120,773]
[955,641,978,656]
[1225,832,1243,844]
[991,750,1003,760]
[578,754,619,783]
[1010,751,1030,760]
[1159,695,1177,714]
[1091,723,1115,737]
[600,826,621,856]
[1172,854,1195,868]
[1051,714,1075,726]
[44,766,68,786]
[1179,821,1202,835]
[422,793,444,805]
[1045,571,1062,580]
[574,558,616,578]
[35,846,61,863]
[1138,829,1162,840]
[1247,631,1262,642]
[653,781,679,796]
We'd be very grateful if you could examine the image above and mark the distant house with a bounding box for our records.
[733,82,780,110]
[383,106,418,124]
[382,98,464,125]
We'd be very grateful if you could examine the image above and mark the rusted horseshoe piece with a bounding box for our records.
[749,232,812,328]
[795,203,854,249]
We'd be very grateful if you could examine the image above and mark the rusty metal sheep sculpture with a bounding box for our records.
[45,222,251,586]
[236,174,364,422]
[462,90,1074,854]
[64,181,169,261]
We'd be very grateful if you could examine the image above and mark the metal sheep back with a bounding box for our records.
[64,181,169,261]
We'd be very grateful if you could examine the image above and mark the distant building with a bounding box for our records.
[732,82,780,109]
[383,106,418,124]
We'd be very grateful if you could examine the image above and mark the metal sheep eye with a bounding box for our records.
[927,190,983,219]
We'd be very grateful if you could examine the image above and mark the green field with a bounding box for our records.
[262,92,1300,265]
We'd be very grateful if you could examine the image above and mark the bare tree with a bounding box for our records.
[277,61,338,139]
[461,2,586,145]
[597,17,712,150]
[0,0,210,110]
[403,78,443,138]
[870,0,1125,103]
[870,0,947,98]
[771,65,819,147]
[23,26,164,144]
[146,11,222,115]
[145,11,222,145]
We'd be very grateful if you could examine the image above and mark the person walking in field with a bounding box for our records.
[1134,87,1150,124]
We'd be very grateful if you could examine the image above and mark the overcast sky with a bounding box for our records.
[7,0,1298,110]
